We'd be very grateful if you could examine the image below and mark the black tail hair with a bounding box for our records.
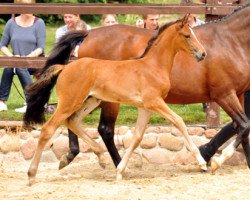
[37,30,89,76]
[23,65,64,125]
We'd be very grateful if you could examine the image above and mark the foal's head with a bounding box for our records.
[174,14,206,61]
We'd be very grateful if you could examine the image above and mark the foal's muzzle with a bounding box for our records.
[195,51,207,62]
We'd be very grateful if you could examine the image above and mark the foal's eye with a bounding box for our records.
[184,35,191,39]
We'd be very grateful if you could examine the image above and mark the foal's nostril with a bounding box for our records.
[202,52,207,58]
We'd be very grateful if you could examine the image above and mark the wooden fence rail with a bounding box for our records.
[0,3,237,15]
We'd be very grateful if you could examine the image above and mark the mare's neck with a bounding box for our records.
[208,7,250,51]
[143,27,177,72]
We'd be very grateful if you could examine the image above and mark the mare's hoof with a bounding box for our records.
[200,163,208,172]
[59,154,69,170]
[210,157,220,174]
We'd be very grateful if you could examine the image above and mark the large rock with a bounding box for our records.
[85,128,99,139]
[204,129,217,139]
[117,126,130,135]
[140,134,157,149]
[142,148,175,164]
[40,150,58,163]
[0,134,21,153]
[225,151,246,166]
[52,134,69,159]
[0,129,6,138]
[20,138,37,160]
[122,131,133,149]
[188,127,205,136]
[158,133,184,151]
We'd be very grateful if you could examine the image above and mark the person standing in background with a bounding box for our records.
[101,14,118,26]
[55,14,91,43]
[136,14,160,30]
[0,10,46,113]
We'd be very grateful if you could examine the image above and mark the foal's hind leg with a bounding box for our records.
[151,98,207,170]
[116,108,152,180]
[64,97,107,168]
[59,129,80,170]
[28,111,69,186]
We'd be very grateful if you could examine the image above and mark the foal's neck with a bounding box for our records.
[143,28,177,72]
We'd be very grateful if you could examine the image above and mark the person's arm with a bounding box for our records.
[26,48,43,57]
[0,19,13,57]
[0,46,13,57]
[27,18,46,57]
[55,26,65,43]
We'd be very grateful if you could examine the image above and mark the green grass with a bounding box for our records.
[0,24,230,126]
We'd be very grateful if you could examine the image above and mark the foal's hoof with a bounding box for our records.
[28,177,36,186]
[116,172,123,181]
[59,155,70,170]
[211,157,221,174]
[98,153,106,169]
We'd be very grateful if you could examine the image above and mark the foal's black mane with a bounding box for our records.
[138,19,182,59]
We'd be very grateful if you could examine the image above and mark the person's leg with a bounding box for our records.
[0,68,15,101]
[15,68,33,101]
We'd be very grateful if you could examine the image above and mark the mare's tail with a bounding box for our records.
[23,64,64,125]
[37,30,89,76]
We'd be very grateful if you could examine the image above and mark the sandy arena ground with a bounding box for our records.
[1,152,250,200]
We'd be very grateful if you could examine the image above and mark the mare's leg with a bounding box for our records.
[210,93,250,172]
[116,108,152,180]
[98,102,121,167]
[241,90,250,166]
[199,90,250,163]
[199,122,236,162]
[59,129,80,169]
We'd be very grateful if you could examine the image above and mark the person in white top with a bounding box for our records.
[55,14,91,43]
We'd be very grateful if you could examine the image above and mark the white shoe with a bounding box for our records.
[15,105,27,113]
[0,101,8,112]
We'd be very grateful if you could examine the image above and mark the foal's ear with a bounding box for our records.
[182,14,190,27]
[176,14,190,31]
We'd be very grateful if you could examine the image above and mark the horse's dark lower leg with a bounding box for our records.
[241,90,250,166]
[199,122,236,162]
[242,133,250,168]
[200,89,250,163]
[98,103,121,167]
[98,122,121,167]
[59,129,79,169]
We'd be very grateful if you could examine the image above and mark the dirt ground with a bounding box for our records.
[1,152,250,200]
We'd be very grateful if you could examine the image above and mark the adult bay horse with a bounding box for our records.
[52,3,250,172]
[24,16,207,185]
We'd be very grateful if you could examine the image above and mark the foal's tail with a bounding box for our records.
[23,64,64,125]
[37,30,89,77]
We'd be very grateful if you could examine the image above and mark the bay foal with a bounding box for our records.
[25,16,206,185]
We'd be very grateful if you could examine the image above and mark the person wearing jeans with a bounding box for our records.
[0,12,46,113]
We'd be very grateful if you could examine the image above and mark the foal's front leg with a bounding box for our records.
[153,98,207,171]
[116,108,152,180]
